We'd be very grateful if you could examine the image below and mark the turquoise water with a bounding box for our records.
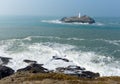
[0,16,120,76]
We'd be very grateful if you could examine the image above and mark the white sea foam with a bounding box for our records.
[0,37,120,76]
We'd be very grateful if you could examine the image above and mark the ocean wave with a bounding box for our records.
[23,36,85,42]
[95,39,120,46]
[0,37,120,76]
[109,22,120,25]
[93,22,105,26]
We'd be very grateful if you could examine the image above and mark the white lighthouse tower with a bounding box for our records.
[78,12,81,18]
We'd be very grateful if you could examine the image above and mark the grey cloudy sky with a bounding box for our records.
[0,0,119,17]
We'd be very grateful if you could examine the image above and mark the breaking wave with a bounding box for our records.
[23,36,120,46]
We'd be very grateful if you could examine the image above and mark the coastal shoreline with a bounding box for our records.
[0,61,120,84]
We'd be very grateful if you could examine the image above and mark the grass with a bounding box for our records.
[0,72,120,84]
[27,73,80,80]
[27,72,120,84]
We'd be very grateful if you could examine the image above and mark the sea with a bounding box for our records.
[0,16,120,76]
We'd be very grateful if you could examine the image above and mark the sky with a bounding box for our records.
[0,0,120,17]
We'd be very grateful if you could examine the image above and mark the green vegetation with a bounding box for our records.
[0,72,120,84]
[27,73,80,80]
[27,72,120,84]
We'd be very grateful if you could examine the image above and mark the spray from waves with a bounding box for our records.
[0,37,120,76]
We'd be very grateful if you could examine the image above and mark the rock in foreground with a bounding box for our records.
[60,15,95,24]
[55,65,100,79]
[17,63,48,73]
[0,66,14,79]
[52,56,70,62]
[0,56,12,65]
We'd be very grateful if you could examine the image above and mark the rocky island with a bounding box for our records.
[60,13,95,24]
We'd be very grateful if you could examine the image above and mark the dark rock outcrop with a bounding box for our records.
[0,66,14,79]
[79,71,100,79]
[0,56,12,65]
[17,63,48,73]
[23,59,37,64]
[60,15,95,24]
[55,65,100,79]
[52,56,69,62]
[56,65,85,72]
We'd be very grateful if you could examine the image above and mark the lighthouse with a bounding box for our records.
[78,12,81,18]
